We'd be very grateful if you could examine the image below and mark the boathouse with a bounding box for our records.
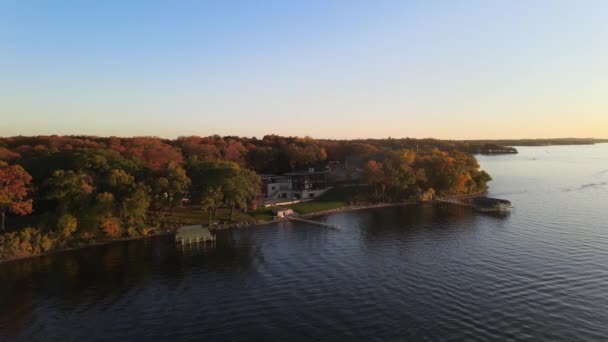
[175,225,216,244]
[273,208,294,218]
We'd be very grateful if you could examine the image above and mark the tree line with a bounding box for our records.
[0,135,492,261]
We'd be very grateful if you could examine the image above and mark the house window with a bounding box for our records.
[271,186,275,190]
[309,193,315,198]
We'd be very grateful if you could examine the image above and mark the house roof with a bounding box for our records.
[283,170,328,176]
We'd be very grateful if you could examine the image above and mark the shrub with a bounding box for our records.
[57,214,78,239]
[100,217,121,238]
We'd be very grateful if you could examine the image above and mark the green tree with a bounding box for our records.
[186,159,239,201]
[45,170,94,211]
[200,187,223,226]
[102,168,135,202]
[151,161,191,212]
[223,168,261,221]
[188,159,261,222]
[121,184,151,233]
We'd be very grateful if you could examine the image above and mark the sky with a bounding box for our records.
[1,0,607,139]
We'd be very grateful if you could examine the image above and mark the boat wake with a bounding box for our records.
[562,182,608,192]
[492,189,528,196]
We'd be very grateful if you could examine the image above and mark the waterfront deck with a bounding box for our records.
[175,225,216,244]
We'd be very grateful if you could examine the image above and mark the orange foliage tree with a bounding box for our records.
[0,147,20,162]
[0,162,33,231]
[100,217,121,238]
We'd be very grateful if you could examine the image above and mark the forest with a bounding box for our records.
[0,135,492,261]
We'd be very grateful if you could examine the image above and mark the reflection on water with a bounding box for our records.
[1,144,608,341]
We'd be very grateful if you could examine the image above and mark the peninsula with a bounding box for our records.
[0,135,600,261]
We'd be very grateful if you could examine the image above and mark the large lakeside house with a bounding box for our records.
[260,168,331,206]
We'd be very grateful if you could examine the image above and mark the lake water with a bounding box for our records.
[1,145,608,341]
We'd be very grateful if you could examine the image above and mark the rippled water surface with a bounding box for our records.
[1,145,608,341]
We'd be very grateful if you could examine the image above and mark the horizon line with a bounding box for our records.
[0,134,605,142]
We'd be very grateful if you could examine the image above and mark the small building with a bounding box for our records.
[273,208,294,218]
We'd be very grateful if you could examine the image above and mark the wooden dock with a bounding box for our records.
[435,196,468,205]
[287,217,341,230]
[175,225,216,244]
[435,195,512,211]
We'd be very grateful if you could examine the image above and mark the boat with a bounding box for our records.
[470,197,512,212]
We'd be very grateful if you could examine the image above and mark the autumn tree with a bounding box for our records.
[0,162,33,231]
[0,147,20,162]
[414,149,491,195]
[100,217,121,238]
[246,146,276,173]
[57,214,78,239]
[220,139,247,166]
[363,160,383,198]
[120,137,183,170]
[177,136,221,161]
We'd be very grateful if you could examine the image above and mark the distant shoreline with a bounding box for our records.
[475,140,608,156]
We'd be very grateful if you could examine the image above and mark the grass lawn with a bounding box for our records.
[285,200,345,215]
[163,184,370,225]
[249,208,275,221]
[167,206,254,226]
[285,185,369,215]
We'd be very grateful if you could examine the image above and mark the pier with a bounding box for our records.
[435,194,511,211]
[287,217,341,230]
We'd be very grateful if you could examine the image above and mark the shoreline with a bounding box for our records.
[0,230,175,265]
[236,201,421,229]
[300,201,420,219]
[0,201,423,265]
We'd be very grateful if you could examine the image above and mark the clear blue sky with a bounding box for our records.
[1,0,607,139]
